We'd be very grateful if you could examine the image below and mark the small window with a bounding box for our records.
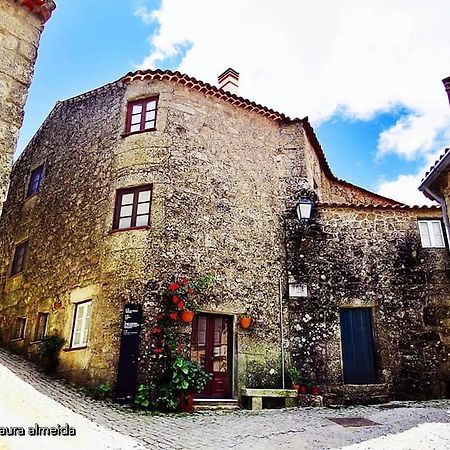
[125,97,158,134]
[34,312,49,342]
[418,220,445,248]
[113,185,152,230]
[13,317,26,340]
[11,240,28,276]
[26,165,44,197]
[71,301,92,349]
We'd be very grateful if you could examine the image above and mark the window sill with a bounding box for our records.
[63,346,87,352]
[10,338,24,342]
[108,226,151,234]
[24,193,40,202]
[8,272,24,280]
[30,340,43,345]
[121,128,157,138]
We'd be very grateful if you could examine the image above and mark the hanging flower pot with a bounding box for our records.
[181,310,194,323]
[239,317,252,329]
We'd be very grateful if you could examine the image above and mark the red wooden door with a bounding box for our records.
[191,314,233,398]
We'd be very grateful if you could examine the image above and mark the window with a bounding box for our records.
[125,97,158,134]
[34,312,49,342]
[113,185,152,230]
[13,317,26,340]
[26,165,44,197]
[418,220,445,248]
[11,240,28,276]
[71,301,92,349]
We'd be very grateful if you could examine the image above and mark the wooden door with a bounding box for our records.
[340,308,378,384]
[191,314,233,398]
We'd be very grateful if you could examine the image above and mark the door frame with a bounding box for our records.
[338,306,381,385]
[191,312,235,399]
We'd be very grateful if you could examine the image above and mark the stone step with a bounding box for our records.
[193,399,240,411]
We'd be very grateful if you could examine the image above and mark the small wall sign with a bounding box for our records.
[289,283,308,298]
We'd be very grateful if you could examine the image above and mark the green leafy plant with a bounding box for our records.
[134,383,155,408]
[153,385,178,412]
[287,366,301,385]
[94,383,111,400]
[171,356,212,393]
[38,334,65,358]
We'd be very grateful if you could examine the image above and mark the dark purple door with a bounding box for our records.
[191,314,233,398]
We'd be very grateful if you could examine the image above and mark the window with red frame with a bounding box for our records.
[125,97,158,134]
[113,185,152,230]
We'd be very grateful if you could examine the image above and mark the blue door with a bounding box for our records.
[340,308,378,384]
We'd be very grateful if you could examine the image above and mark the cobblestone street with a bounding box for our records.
[1,348,450,450]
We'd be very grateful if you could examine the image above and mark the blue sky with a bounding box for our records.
[19,0,450,204]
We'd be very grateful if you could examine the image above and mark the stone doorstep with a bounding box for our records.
[193,398,239,411]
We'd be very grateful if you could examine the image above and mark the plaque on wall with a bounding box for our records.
[289,283,308,298]
[115,303,142,403]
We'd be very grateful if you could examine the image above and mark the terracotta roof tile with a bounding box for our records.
[124,69,402,207]
[421,147,450,182]
[14,0,55,22]
[318,202,439,211]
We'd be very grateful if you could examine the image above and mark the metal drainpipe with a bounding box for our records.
[424,187,450,244]
[279,277,285,389]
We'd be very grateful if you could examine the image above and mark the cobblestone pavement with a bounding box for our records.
[1,348,450,450]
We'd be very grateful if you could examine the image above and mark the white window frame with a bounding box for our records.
[71,301,92,349]
[418,220,446,248]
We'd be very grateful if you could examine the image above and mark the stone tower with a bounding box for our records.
[0,0,55,207]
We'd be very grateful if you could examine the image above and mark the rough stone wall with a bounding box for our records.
[0,0,45,207]
[287,205,450,401]
[301,131,400,205]
[103,79,304,391]
[0,81,126,385]
[0,76,310,391]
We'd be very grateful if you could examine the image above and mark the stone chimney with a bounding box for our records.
[218,68,239,95]
[443,76,450,107]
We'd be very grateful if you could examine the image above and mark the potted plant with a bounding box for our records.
[38,334,65,373]
[287,366,301,391]
[311,385,320,395]
[298,384,307,395]
[239,308,252,329]
[164,275,214,324]
[180,295,196,324]
[171,356,212,412]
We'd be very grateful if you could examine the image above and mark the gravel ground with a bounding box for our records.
[1,348,449,449]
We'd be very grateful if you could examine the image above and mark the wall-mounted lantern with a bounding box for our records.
[296,196,314,223]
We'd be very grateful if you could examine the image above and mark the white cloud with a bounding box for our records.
[377,173,435,206]
[376,149,447,206]
[136,0,450,202]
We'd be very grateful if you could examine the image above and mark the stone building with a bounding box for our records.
[0,0,55,208]
[0,67,449,404]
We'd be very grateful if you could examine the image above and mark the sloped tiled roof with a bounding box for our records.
[319,202,439,211]
[124,69,403,207]
[421,148,450,182]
